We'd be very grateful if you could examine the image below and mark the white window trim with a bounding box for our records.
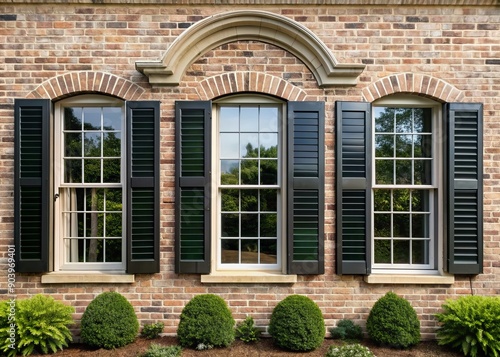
[370,95,445,275]
[53,95,126,272]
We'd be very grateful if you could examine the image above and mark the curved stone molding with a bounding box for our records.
[196,72,308,101]
[362,73,465,103]
[26,72,145,101]
[136,10,365,88]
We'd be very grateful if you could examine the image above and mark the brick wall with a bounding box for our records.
[0,2,499,339]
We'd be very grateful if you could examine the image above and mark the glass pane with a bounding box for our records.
[221,189,239,212]
[395,108,412,133]
[221,239,239,263]
[260,189,277,211]
[84,132,101,157]
[241,190,258,211]
[375,159,393,185]
[103,132,121,157]
[105,213,122,237]
[374,213,391,237]
[395,160,412,185]
[64,159,82,183]
[414,134,432,158]
[260,159,278,185]
[240,133,258,158]
[260,213,277,237]
[412,214,429,238]
[220,133,239,159]
[85,239,103,262]
[393,189,410,211]
[375,134,393,158]
[412,240,429,264]
[393,240,410,264]
[106,188,122,209]
[374,189,391,211]
[260,107,278,132]
[414,108,432,133]
[240,107,258,132]
[219,107,239,132]
[260,133,278,158]
[64,107,82,130]
[414,160,431,185]
[221,213,239,237]
[374,107,393,133]
[260,239,277,264]
[83,107,101,130]
[411,190,428,212]
[241,159,258,185]
[65,133,82,157]
[86,188,104,211]
[241,214,258,237]
[241,239,258,263]
[84,159,101,183]
[66,239,83,262]
[103,107,121,131]
[374,239,391,263]
[395,135,412,158]
[103,159,121,183]
[221,160,239,185]
[105,239,122,262]
[86,212,103,238]
[393,214,410,237]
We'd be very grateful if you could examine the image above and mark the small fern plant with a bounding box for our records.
[436,295,500,357]
[0,295,74,357]
[235,316,261,343]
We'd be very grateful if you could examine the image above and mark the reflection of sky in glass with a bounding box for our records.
[260,107,278,132]
[83,107,101,129]
[221,160,239,174]
[220,107,239,132]
[220,133,239,158]
[103,107,122,130]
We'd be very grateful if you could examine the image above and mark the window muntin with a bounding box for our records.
[55,96,125,271]
[372,106,436,270]
[217,103,282,270]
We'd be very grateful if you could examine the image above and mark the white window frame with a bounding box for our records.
[53,95,126,271]
[371,95,443,275]
[211,94,286,272]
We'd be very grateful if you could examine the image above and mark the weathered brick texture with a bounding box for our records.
[0,2,499,339]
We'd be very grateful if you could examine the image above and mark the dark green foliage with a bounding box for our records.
[80,292,139,349]
[326,343,376,357]
[366,291,420,349]
[0,295,74,357]
[141,343,182,357]
[177,294,235,349]
[268,295,325,352]
[436,295,500,357]
[235,316,261,343]
[142,322,165,339]
[329,319,363,341]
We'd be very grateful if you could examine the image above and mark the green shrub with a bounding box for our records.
[80,291,139,349]
[177,294,235,349]
[141,343,182,357]
[436,295,500,357]
[142,322,165,339]
[268,295,325,352]
[329,319,363,341]
[235,316,261,343]
[0,295,74,357]
[326,343,376,357]
[366,292,420,349]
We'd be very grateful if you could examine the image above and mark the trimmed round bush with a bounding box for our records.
[366,291,420,349]
[80,291,139,349]
[177,294,235,349]
[268,295,325,351]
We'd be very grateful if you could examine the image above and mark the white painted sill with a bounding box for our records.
[201,272,297,284]
[364,274,455,285]
[41,272,135,284]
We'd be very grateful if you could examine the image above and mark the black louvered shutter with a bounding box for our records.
[335,101,371,275]
[446,103,483,274]
[126,101,160,274]
[175,101,211,274]
[287,102,325,274]
[14,99,50,273]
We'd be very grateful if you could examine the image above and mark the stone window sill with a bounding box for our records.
[364,274,455,285]
[41,272,135,284]
[201,272,297,284]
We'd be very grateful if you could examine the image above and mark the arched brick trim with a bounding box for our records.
[136,10,365,87]
[362,73,465,103]
[26,72,145,101]
[196,72,308,101]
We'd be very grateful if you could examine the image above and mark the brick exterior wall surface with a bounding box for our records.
[0,3,499,339]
